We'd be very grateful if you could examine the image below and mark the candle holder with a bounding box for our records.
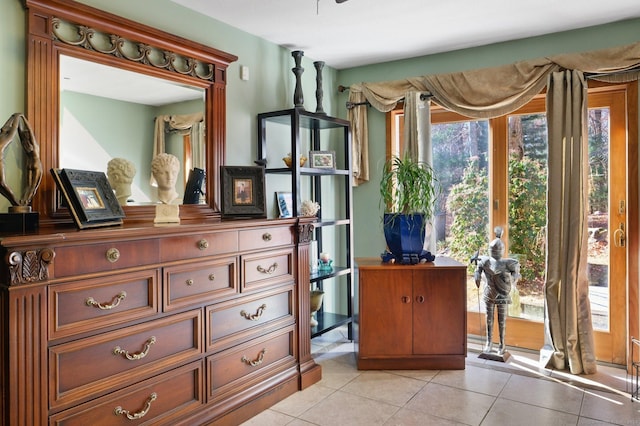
[291,50,304,108]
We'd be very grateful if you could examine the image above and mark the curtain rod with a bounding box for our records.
[585,66,640,80]
[339,84,433,109]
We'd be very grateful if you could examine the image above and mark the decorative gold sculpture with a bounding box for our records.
[0,113,43,212]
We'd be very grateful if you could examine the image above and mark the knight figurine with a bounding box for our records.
[473,226,520,358]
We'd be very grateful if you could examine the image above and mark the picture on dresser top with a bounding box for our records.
[51,168,125,229]
[220,166,266,218]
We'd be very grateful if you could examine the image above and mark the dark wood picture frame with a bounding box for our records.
[309,150,336,169]
[50,168,125,229]
[220,166,266,217]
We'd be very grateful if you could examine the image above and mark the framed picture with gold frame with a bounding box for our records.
[50,168,125,229]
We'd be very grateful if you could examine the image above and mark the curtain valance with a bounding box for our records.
[349,41,640,184]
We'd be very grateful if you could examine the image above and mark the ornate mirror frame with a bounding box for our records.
[23,0,237,226]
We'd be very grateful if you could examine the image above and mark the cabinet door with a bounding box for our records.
[413,269,466,355]
[359,269,412,356]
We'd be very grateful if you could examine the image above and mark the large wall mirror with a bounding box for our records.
[24,0,237,225]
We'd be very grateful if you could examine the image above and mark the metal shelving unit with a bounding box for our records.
[257,108,353,339]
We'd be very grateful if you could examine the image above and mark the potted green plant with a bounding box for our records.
[379,153,441,264]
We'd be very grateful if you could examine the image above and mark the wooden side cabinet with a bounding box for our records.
[355,257,467,370]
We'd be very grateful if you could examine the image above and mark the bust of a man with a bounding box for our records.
[151,153,180,204]
[107,157,136,206]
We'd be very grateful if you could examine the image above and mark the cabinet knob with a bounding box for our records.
[106,248,120,263]
[209,274,216,281]
[262,233,272,242]
[401,296,411,304]
[416,295,425,303]
[186,279,194,286]
[198,239,209,250]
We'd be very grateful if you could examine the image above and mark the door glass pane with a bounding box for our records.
[431,120,490,312]
[587,107,610,331]
[507,113,548,321]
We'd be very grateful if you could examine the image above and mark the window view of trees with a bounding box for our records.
[429,106,610,326]
[432,114,549,319]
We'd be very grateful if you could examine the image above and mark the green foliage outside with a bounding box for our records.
[445,157,489,262]
[445,155,547,288]
[507,155,547,282]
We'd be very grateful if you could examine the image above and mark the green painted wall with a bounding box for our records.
[336,19,640,258]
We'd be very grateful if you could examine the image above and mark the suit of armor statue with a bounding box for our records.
[474,227,520,355]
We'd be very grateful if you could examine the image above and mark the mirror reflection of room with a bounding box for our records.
[58,55,205,205]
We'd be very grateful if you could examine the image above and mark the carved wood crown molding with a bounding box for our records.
[51,17,215,81]
[6,248,55,285]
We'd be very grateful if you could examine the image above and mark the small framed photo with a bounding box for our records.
[220,166,266,217]
[276,191,294,218]
[50,168,125,229]
[309,150,336,169]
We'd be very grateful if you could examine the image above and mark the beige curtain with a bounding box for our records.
[541,70,596,374]
[346,40,640,374]
[192,121,206,171]
[347,89,370,186]
[151,112,204,185]
[403,91,436,253]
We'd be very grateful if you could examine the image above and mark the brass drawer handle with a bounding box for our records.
[113,336,156,360]
[209,274,215,281]
[114,392,157,420]
[257,262,278,274]
[262,233,272,241]
[106,248,120,263]
[240,304,267,321]
[86,291,127,310]
[241,348,267,366]
[198,239,209,250]
[186,279,194,286]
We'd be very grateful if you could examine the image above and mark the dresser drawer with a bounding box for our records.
[49,309,203,410]
[206,286,295,352]
[242,248,294,292]
[54,239,160,277]
[164,257,238,311]
[159,230,238,262]
[49,361,204,426]
[238,225,293,252]
[207,326,296,402]
[49,269,160,340]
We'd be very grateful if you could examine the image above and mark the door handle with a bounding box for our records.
[614,222,626,247]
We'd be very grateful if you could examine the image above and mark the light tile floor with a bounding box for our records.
[242,328,640,425]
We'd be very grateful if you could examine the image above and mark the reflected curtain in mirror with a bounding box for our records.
[152,112,205,189]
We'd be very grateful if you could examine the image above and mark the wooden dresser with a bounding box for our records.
[355,257,467,370]
[0,218,320,426]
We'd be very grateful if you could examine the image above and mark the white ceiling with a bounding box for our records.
[171,0,640,69]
